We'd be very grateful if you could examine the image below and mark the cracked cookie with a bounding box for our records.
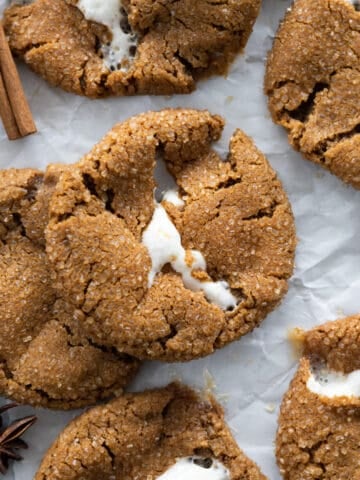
[3,0,260,98]
[45,109,296,362]
[265,0,360,189]
[0,168,139,409]
[35,383,267,480]
[277,314,360,480]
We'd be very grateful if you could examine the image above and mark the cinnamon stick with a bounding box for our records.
[0,71,20,140]
[0,23,36,140]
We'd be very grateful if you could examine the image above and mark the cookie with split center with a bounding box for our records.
[265,0,360,189]
[3,0,260,98]
[35,383,268,480]
[277,314,360,480]
[0,168,140,409]
[45,108,296,362]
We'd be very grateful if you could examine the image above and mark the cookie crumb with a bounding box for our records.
[265,403,276,413]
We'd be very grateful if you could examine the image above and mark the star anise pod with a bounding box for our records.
[0,403,37,474]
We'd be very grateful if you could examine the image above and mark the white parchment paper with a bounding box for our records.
[1,1,360,478]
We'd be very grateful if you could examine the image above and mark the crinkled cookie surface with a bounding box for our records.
[265,0,360,189]
[0,168,139,409]
[35,383,267,480]
[3,0,260,98]
[45,109,296,362]
[277,314,360,480]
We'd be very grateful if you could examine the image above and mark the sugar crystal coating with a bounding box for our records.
[35,383,267,480]
[277,314,360,480]
[4,0,260,97]
[0,167,139,409]
[45,109,296,362]
[265,0,360,189]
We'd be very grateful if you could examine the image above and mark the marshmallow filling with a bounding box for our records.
[76,0,137,70]
[157,457,230,480]
[307,361,360,399]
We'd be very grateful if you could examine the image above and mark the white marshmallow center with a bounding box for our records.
[77,0,137,70]
[307,364,360,398]
[157,457,230,480]
[142,204,238,311]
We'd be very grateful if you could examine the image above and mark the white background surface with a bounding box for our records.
[1,1,360,478]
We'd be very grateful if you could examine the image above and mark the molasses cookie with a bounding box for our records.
[277,314,360,479]
[265,0,360,189]
[0,168,139,409]
[35,383,267,480]
[46,109,296,362]
[3,0,260,98]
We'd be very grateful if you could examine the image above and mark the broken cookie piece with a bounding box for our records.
[4,0,261,97]
[35,383,267,480]
[277,314,360,479]
[45,109,296,362]
[0,168,139,409]
[265,0,360,189]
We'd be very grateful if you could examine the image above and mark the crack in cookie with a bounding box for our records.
[4,0,260,97]
[142,202,238,311]
[0,168,139,409]
[75,0,138,71]
[277,314,360,480]
[35,383,267,480]
[45,109,296,362]
[265,0,360,189]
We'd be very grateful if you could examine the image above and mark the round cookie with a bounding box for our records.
[277,314,360,480]
[45,109,296,362]
[35,383,267,480]
[0,168,139,409]
[265,0,360,189]
[3,0,261,98]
